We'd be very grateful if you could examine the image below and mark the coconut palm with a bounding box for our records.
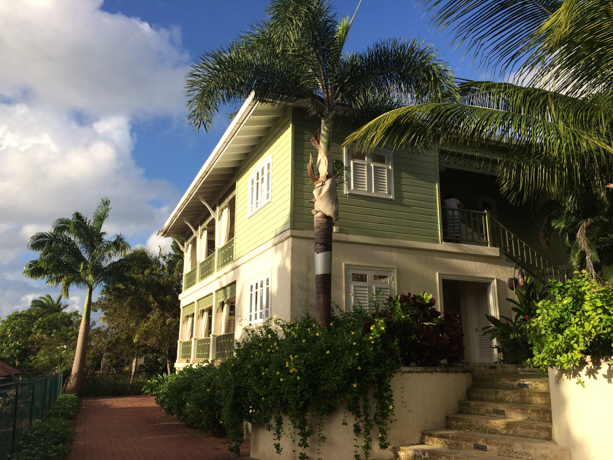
[23,198,131,394]
[29,294,68,315]
[185,0,456,327]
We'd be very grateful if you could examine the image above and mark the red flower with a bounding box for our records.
[525,315,529,321]
[490,316,496,325]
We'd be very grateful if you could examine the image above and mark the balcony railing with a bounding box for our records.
[442,208,567,282]
[180,340,192,360]
[195,337,211,360]
[199,253,215,282]
[183,267,197,291]
[215,333,234,360]
[217,238,234,270]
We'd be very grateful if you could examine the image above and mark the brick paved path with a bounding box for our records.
[69,395,253,460]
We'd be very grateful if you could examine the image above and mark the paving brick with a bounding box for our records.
[68,395,252,460]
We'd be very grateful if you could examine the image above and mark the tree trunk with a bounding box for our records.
[166,345,172,375]
[65,285,93,395]
[128,351,138,391]
[313,118,335,329]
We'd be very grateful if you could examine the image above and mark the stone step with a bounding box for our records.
[470,365,539,375]
[468,388,550,406]
[472,376,549,392]
[447,414,552,441]
[459,400,552,422]
[422,430,570,460]
[399,445,525,460]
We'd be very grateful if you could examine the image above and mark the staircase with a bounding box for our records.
[398,366,571,460]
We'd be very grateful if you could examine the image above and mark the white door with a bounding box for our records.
[460,282,496,363]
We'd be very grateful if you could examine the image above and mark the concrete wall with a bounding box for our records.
[250,368,473,460]
[549,362,613,460]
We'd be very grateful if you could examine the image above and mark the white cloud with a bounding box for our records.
[0,0,190,317]
[0,0,189,118]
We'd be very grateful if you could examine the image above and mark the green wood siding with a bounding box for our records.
[234,109,293,258]
[291,111,441,243]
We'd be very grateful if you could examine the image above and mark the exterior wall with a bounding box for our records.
[234,107,293,260]
[251,368,473,460]
[549,362,613,460]
[289,230,517,319]
[291,110,441,244]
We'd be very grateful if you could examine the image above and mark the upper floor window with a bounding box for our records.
[248,156,272,216]
[344,145,394,199]
[249,274,270,324]
[347,268,393,311]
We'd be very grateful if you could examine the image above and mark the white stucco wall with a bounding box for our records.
[549,362,613,460]
[250,368,473,460]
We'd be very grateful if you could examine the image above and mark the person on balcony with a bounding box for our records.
[443,193,463,241]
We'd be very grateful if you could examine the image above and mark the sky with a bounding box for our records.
[0,0,479,319]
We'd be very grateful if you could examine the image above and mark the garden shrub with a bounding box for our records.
[149,293,461,459]
[81,373,148,397]
[481,277,549,365]
[528,272,613,372]
[9,394,79,460]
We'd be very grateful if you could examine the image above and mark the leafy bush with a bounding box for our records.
[80,373,148,396]
[528,272,613,371]
[151,294,461,459]
[481,277,549,365]
[9,394,79,460]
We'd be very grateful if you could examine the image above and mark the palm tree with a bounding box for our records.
[29,294,68,315]
[23,198,131,394]
[185,0,456,327]
[346,1,613,206]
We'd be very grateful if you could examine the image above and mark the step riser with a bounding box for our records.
[423,434,570,460]
[447,416,552,441]
[472,378,550,392]
[468,389,551,405]
[400,449,485,460]
[459,401,552,422]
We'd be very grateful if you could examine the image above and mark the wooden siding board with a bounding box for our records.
[235,109,293,258]
[291,110,440,243]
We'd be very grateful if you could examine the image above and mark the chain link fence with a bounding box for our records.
[0,373,63,459]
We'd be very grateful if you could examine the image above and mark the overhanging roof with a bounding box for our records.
[159,95,285,237]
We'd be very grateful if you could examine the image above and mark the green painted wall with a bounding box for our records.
[291,109,441,243]
[234,108,293,259]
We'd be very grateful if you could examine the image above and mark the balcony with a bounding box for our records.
[180,340,192,360]
[215,333,234,360]
[183,238,235,292]
[441,208,567,282]
[198,252,215,282]
[217,238,234,270]
[184,267,198,291]
[196,337,211,360]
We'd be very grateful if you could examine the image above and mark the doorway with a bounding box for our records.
[442,279,496,363]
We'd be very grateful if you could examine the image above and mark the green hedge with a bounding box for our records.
[8,394,79,460]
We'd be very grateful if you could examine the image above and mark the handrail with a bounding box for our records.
[198,252,215,282]
[180,340,192,360]
[441,207,567,282]
[217,238,234,270]
[195,337,211,360]
[183,266,197,291]
[215,332,234,360]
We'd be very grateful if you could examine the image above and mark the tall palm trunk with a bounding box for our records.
[313,119,335,328]
[128,351,138,391]
[65,285,93,395]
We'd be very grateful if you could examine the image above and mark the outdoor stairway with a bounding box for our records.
[398,366,571,460]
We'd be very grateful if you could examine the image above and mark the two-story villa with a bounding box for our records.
[159,95,566,370]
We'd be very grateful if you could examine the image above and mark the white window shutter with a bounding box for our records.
[372,164,388,194]
[351,283,370,309]
[351,162,368,192]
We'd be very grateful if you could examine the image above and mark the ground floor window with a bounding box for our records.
[347,268,393,311]
[249,275,270,323]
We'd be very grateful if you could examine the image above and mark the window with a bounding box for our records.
[249,275,270,323]
[347,268,393,311]
[345,145,394,198]
[248,156,272,216]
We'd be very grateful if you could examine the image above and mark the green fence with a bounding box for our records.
[0,373,63,459]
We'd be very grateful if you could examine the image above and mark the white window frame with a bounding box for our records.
[248,156,272,216]
[344,144,394,199]
[248,274,271,324]
[346,267,394,311]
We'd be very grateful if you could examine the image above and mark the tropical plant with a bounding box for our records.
[482,277,549,365]
[23,198,132,394]
[29,294,68,315]
[185,0,456,327]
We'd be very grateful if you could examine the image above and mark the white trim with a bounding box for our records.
[248,155,272,217]
[344,144,395,200]
[248,273,271,324]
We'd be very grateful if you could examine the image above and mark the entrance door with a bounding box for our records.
[442,279,496,363]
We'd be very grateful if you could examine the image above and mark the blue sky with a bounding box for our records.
[0,0,478,317]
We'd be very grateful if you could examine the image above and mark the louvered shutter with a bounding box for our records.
[372,164,388,194]
[474,284,495,362]
[351,162,368,192]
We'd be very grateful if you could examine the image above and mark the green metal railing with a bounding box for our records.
[217,239,234,270]
[0,373,62,459]
[184,267,197,291]
[442,208,567,282]
[198,253,215,282]
[215,333,234,360]
[180,341,193,360]
[195,337,211,360]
